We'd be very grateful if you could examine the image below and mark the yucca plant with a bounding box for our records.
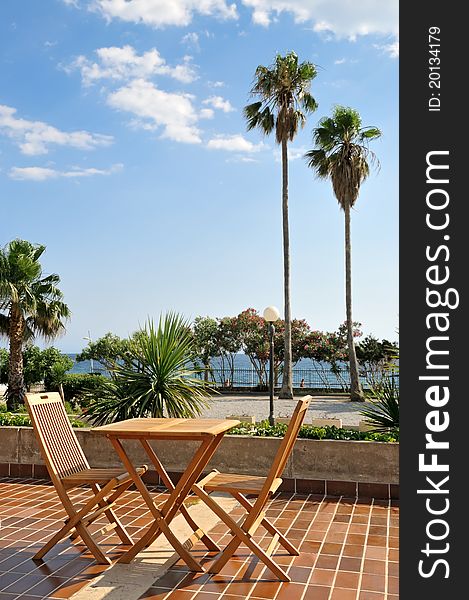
[83,313,212,425]
[360,374,399,433]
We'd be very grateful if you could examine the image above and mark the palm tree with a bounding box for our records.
[244,51,318,399]
[0,239,71,410]
[305,106,381,401]
[83,314,213,425]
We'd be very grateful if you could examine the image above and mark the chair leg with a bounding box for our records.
[34,519,78,560]
[234,493,299,555]
[37,481,117,563]
[91,483,134,545]
[75,522,112,565]
[192,485,290,582]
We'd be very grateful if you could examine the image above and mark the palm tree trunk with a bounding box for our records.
[279,138,293,399]
[6,304,25,411]
[344,203,364,401]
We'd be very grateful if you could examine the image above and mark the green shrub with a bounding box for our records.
[0,411,86,428]
[59,373,106,405]
[229,420,398,443]
[361,375,399,433]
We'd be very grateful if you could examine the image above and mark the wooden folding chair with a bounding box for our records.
[192,395,312,581]
[25,392,148,565]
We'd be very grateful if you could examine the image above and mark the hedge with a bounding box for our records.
[59,373,106,404]
[229,421,398,442]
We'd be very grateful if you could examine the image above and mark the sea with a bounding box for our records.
[65,354,380,389]
[67,354,330,374]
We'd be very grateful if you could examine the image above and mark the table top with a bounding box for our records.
[91,418,241,439]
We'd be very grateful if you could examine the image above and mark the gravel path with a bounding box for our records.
[200,394,367,426]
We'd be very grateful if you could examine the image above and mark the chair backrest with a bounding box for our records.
[25,392,90,481]
[256,396,312,507]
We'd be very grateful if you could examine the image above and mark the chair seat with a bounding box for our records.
[62,466,147,488]
[203,472,283,495]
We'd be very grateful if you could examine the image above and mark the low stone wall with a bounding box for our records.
[0,426,399,499]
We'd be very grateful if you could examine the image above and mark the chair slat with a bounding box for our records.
[193,395,312,581]
[25,392,145,565]
[26,393,89,478]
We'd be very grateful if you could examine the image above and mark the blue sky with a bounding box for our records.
[1,0,398,352]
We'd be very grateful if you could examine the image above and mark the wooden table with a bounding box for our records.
[91,418,240,570]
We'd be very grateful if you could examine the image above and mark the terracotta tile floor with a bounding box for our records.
[0,478,399,599]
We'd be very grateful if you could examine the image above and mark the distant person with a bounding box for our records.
[300,378,305,388]
[224,378,231,387]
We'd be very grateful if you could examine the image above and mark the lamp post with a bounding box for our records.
[263,306,280,426]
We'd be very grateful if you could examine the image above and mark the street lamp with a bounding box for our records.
[263,306,280,426]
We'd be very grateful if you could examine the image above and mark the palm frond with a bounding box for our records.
[245,52,318,144]
[360,376,399,432]
[306,106,382,207]
[84,313,213,424]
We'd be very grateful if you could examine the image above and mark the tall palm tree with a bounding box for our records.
[305,106,381,401]
[244,51,318,399]
[0,239,71,410]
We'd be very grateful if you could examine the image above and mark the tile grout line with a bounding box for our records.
[297,494,344,600]
[1,485,171,599]
[199,491,297,600]
[384,496,391,599]
[243,492,318,600]
[326,496,359,600]
[354,498,374,600]
[269,493,327,600]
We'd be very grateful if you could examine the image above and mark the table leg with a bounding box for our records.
[140,439,220,552]
[119,433,225,562]
[109,437,205,571]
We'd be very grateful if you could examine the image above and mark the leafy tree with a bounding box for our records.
[305,106,381,401]
[236,309,270,387]
[0,240,70,409]
[356,335,398,382]
[75,332,130,372]
[215,316,242,386]
[303,323,362,390]
[22,346,72,388]
[83,314,212,425]
[192,316,219,381]
[245,51,318,399]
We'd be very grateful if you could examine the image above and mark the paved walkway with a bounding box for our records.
[0,478,399,600]
[200,394,367,427]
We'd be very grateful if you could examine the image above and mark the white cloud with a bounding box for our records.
[333,57,358,65]
[0,104,113,156]
[107,78,202,144]
[181,32,200,50]
[202,95,235,113]
[374,40,399,58]
[70,45,197,86]
[241,0,398,40]
[226,155,259,163]
[207,134,264,152]
[91,0,238,27]
[208,80,225,88]
[199,108,215,119]
[9,163,123,181]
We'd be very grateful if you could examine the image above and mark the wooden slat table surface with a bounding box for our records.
[92,418,240,439]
